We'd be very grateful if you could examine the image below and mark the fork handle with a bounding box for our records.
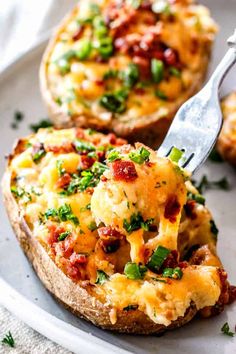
[204,29,236,91]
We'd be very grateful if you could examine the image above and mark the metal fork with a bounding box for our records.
[158,29,236,173]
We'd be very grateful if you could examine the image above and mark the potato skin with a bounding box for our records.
[40,4,214,149]
[2,154,197,334]
[217,92,236,166]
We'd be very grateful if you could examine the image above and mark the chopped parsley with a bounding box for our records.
[123,213,154,233]
[124,262,147,280]
[30,119,53,132]
[32,145,46,163]
[169,66,181,78]
[128,147,150,164]
[169,147,184,164]
[95,270,109,284]
[11,186,32,202]
[103,69,119,80]
[44,204,79,225]
[1,331,15,348]
[221,322,235,337]
[155,89,167,100]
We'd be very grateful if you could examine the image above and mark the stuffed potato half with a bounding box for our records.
[40,0,217,147]
[2,127,235,334]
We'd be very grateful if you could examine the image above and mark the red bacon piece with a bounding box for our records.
[56,173,71,188]
[80,155,96,170]
[45,142,75,154]
[47,225,66,246]
[110,160,138,182]
[70,252,88,265]
[164,195,181,223]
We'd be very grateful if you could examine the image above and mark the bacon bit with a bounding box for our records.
[45,142,75,154]
[145,161,154,167]
[97,150,106,161]
[80,155,96,170]
[101,175,108,182]
[148,224,158,232]
[70,252,88,265]
[164,48,178,66]
[184,200,197,220]
[60,257,81,280]
[134,87,145,95]
[107,133,118,145]
[86,187,94,195]
[164,195,181,223]
[75,128,85,139]
[100,238,120,253]
[95,80,104,86]
[54,235,75,258]
[56,173,71,188]
[178,261,188,269]
[228,285,236,304]
[72,27,84,41]
[133,56,150,78]
[98,226,123,239]
[110,160,138,182]
[47,225,66,246]
[162,250,179,269]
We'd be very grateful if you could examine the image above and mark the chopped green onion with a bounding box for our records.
[56,160,66,177]
[151,59,164,83]
[95,270,109,284]
[107,150,122,162]
[74,139,96,153]
[75,38,92,60]
[162,267,183,279]
[30,119,53,132]
[121,63,139,88]
[88,221,97,231]
[168,147,184,164]
[58,231,71,241]
[95,37,113,59]
[194,175,230,194]
[32,147,46,163]
[124,262,147,280]
[128,147,150,164]
[146,245,170,272]
[155,89,167,100]
[99,89,128,113]
[169,66,181,78]
[103,69,119,80]
[187,192,205,205]
[221,322,235,337]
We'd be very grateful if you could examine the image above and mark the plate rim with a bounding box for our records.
[0,35,131,354]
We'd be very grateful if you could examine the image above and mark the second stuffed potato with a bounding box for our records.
[40,0,217,147]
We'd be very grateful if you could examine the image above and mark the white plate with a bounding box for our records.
[0,1,236,353]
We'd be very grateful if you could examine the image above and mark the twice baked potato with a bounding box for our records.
[217,92,236,166]
[2,127,235,334]
[40,0,217,147]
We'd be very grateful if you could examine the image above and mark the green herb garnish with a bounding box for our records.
[44,204,79,225]
[74,139,96,153]
[146,245,170,272]
[155,89,167,100]
[121,63,139,88]
[76,38,92,60]
[95,270,109,284]
[100,89,129,113]
[123,213,154,233]
[221,322,235,337]
[169,147,184,164]
[1,331,15,348]
[124,262,147,280]
[169,67,181,78]
[162,267,183,279]
[151,59,164,83]
[32,146,46,163]
[58,231,71,241]
[129,147,150,164]
[56,160,66,177]
[187,192,205,205]
[30,119,53,133]
[103,69,119,80]
[88,221,97,231]
[107,150,122,162]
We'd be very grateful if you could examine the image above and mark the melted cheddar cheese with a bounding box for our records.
[44,0,217,127]
[8,127,225,326]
